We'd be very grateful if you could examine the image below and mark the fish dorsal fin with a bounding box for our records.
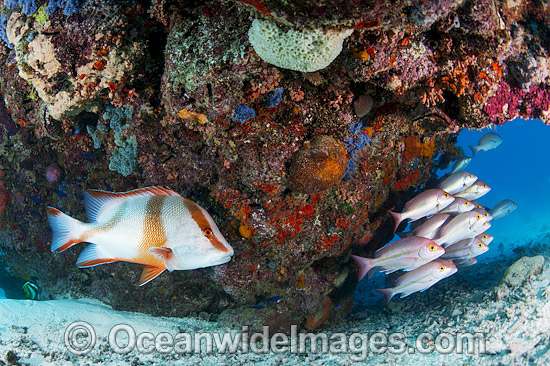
[84,186,180,222]
[139,265,166,286]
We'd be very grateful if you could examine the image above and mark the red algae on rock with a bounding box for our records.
[289,135,348,194]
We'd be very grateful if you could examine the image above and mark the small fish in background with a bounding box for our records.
[22,282,39,300]
[441,238,489,261]
[351,236,445,281]
[450,156,472,174]
[438,171,477,195]
[490,200,518,220]
[433,211,490,247]
[469,132,502,156]
[265,296,283,303]
[47,186,234,286]
[454,180,491,201]
[376,259,457,303]
[454,258,477,267]
[388,189,455,233]
[439,197,476,214]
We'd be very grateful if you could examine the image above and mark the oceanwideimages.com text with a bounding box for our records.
[65,322,486,361]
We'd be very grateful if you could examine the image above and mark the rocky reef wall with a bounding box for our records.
[0,0,548,332]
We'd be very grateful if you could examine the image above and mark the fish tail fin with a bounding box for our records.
[351,255,374,282]
[376,288,395,304]
[469,145,479,157]
[432,237,447,248]
[47,207,85,253]
[388,210,403,233]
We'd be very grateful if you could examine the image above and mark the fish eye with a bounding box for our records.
[429,244,437,251]
[465,202,470,205]
[483,235,489,239]
[439,265,445,271]
[468,174,473,178]
[477,242,484,248]
[484,213,489,216]
[203,228,213,237]
[476,214,481,219]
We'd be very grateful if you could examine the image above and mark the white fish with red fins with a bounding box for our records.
[454,180,491,201]
[438,171,477,195]
[388,189,454,233]
[438,197,475,214]
[376,259,457,303]
[469,132,502,156]
[47,186,234,286]
[351,236,444,281]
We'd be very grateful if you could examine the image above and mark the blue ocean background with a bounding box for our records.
[450,118,550,260]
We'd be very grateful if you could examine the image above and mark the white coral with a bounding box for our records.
[248,19,353,73]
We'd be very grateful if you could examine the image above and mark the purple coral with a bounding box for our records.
[265,87,284,108]
[231,104,255,123]
[483,81,525,124]
[45,164,62,183]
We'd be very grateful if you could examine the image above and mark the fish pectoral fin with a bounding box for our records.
[76,244,117,267]
[149,247,173,261]
[139,266,166,287]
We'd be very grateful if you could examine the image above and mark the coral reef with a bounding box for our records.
[0,0,548,332]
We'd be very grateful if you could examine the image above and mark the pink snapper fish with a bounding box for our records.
[454,180,491,201]
[351,236,444,281]
[389,189,454,233]
[438,171,477,195]
[438,197,476,214]
[47,186,234,286]
[376,259,457,303]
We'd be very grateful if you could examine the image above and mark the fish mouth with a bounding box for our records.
[212,253,233,266]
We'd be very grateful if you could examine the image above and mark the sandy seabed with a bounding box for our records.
[1,233,550,366]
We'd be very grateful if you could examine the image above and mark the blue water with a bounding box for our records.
[451,118,550,259]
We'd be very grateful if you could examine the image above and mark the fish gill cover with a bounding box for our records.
[0,0,547,338]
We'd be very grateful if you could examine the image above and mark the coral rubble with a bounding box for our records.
[0,0,548,332]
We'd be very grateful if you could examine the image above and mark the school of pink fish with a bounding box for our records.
[352,168,516,304]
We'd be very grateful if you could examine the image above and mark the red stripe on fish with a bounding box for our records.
[184,198,230,253]
[135,196,167,267]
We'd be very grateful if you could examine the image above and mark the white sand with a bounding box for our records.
[1,259,550,366]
